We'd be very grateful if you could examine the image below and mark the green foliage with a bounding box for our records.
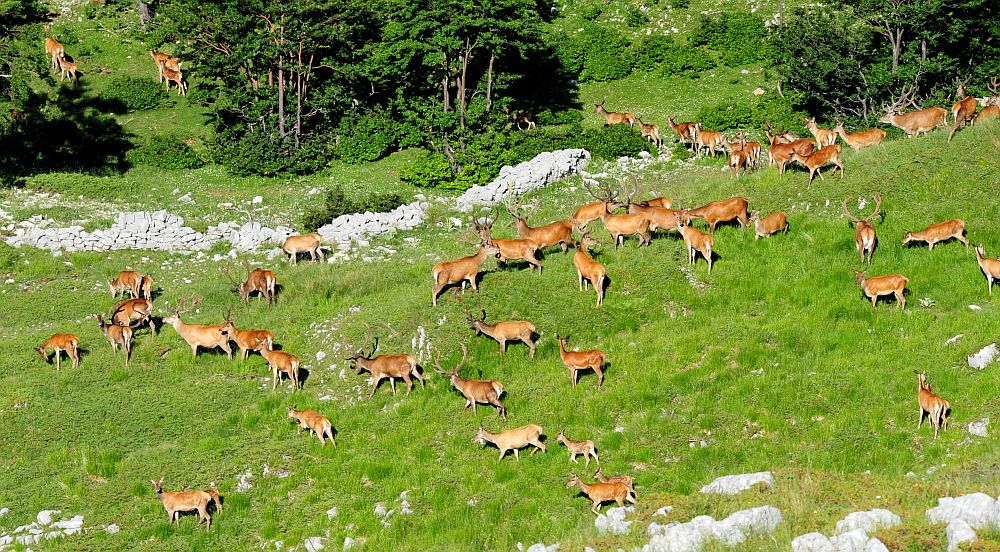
[695,98,754,132]
[695,94,808,134]
[623,6,649,27]
[690,11,769,67]
[578,124,653,160]
[574,25,634,82]
[333,111,400,165]
[20,172,127,201]
[630,34,678,73]
[671,0,690,8]
[213,129,329,177]
[579,4,603,20]
[400,152,456,190]
[126,134,204,170]
[300,185,405,232]
[401,132,519,191]
[101,76,167,112]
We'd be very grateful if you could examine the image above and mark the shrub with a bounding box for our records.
[624,6,649,27]
[578,124,653,160]
[693,95,809,136]
[659,45,716,77]
[753,94,808,137]
[399,152,455,190]
[577,26,633,82]
[300,185,405,232]
[127,134,203,170]
[690,11,770,67]
[101,76,167,112]
[631,34,677,73]
[671,0,690,8]
[213,129,330,177]
[509,126,579,162]
[695,99,754,132]
[580,4,603,20]
[333,110,399,164]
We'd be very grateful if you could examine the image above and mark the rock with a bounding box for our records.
[326,507,337,519]
[303,536,324,552]
[927,493,1000,530]
[642,506,781,552]
[36,510,60,526]
[252,196,264,204]
[595,506,634,534]
[316,351,327,362]
[946,519,977,551]
[945,334,964,345]
[830,528,870,551]
[700,472,774,495]
[835,509,901,535]
[0,507,8,516]
[525,544,559,552]
[753,87,767,96]
[655,506,673,516]
[791,533,834,552]
[865,539,890,552]
[105,523,120,534]
[343,536,356,549]
[968,343,998,369]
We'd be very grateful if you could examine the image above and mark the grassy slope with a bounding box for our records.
[2,123,1000,551]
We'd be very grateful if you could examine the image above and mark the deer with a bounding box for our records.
[257,342,301,390]
[475,212,542,273]
[557,430,599,466]
[343,324,423,399]
[288,408,335,446]
[638,196,673,209]
[948,81,979,142]
[565,474,635,515]
[149,50,180,82]
[805,117,837,147]
[474,424,545,462]
[150,477,212,530]
[765,122,815,174]
[466,308,536,358]
[594,101,636,127]
[855,271,908,310]
[35,334,80,371]
[110,297,156,335]
[434,344,506,419]
[915,371,950,439]
[140,274,155,300]
[901,219,968,250]
[749,210,788,239]
[57,57,78,82]
[973,79,999,125]
[282,233,324,264]
[593,468,635,494]
[431,228,500,306]
[667,116,698,149]
[222,261,277,304]
[44,34,65,72]
[96,313,133,366]
[735,133,762,168]
[879,82,947,137]
[573,180,622,228]
[220,317,274,360]
[974,244,1000,295]
[556,334,606,389]
[834,123,886,151]
[573,232,607,307]
[598,205,651,248]
[504,106,536,130]
[508,199,574,253]
[693,123,725,158]
[161,62,187,96]
[676,211,714,272]
[109,270,143,299]
[684,196,749,234]
[637,119,663,148]
[790,144,844,188]
[728,148,749,178]
[162,296,233,358]
[842,195,881,265]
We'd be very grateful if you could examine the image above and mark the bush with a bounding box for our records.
[509,126,579,162]
[534,108,582,126]
[659,45,716,77]
[580,4,603,20]
[576,26,634,82]
[213,129,330,177]
[631,35,677,72]
[690,11,770,67]
[101,76,167,112]
[399,152,456,190]
[333,110,399,164]
[127,134,203,170]
[624,6,649,26]
[578,124,653,160]
[753,94,808,137]
[693,95,809,135]
[300,185,405,232]
[695,98,754,132]
[671,0,690,8]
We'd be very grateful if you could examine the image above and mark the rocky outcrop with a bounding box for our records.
[455,149,591,211]
[641,506,782,552]
[700,472,774,496]
[317,200,427,251]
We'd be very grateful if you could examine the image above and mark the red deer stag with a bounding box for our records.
[466,308,536,357]
[343,324,423,398]
[435,344,506,419]
[842,195,881,265]
[223,261,277,304]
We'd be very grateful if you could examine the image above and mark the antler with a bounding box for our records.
[223,305,233,322]
[884,71,923,113]
[840,197,862,224]
[173,294,202,314]
[988,76,1000,96]
[625,175,641,208]
[583,179,619,203]
[220,265,241,289]
[503,196,523,219]
[864,194,882,223]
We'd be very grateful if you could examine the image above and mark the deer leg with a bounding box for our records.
[402,373,413,394]
[514,448,521,461]
[918,408,925,429]
[390,377,398,395]
[221,342,233,360]
[191,344,199,357]
[469,275,478,291]
[71,347,79,368]
[571,368,577,388]
[578,271,584,291]
[592,501,601,515]
[499,339,506,353]
[526,337,535,358]
[595,365,604,388]
[988,276,993,295]
[55,350,61,371]
[593,450,600,465]
[584,453,590,467]
[897,291,906,310]
[413,368,425,388]
[707,248,713,273]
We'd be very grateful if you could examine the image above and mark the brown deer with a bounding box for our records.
[628,203,681,234]
[96,313,133,366]
[765,122,815,175]
[431,236,500,306]
[879,83,947,137]
[474,424,545,462]
[728,149,749,178]
[474,211,542,272]
[151,477,212,530]
[140,274,155,300]
[749,210,788,239]
[223,261,277,304]
[834,123,886,151]
[434,344,506,419]
[508,200,574,253]
[573,232,607,307]
[220,318,274,360]
[693,123,725,158]
[44,35,65,72]
[109,270,143,298]
[949,78,979,142]
[638,196,673,209]
[974,244,1000,295]
[842,195,881,265]
[593,468,635,493]
[565,474,635,515]
[901,219,968,250]
[855,271,908,310]
[466,308,536,357]
[161,61,187,96]
[162,296,233,358]
[973,80,999,125]
[790,144,844,187]
[282,233,324,264]
[573,180,622,228]
[35,334,80,371]
[915,371,949,439]
[556,334,606,389]
[150,50,171,82]
[557,430,599,466]
[637,119,663,148]
[57,57,78,82]
[684,196,749,234]
[288,408,335,446]
[111,297,156,335]
[343,324,423,398]
[735,133,762,168]
[676,212,714,272]
[805,117,837,147]
[666,116,698,149]
[594,102,636,127]
[598,205,651,248]
[258,343,301,390]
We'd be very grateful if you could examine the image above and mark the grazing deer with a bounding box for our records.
[258,342,301,390]
[556,334,606,389]
[466,308,536,358]
[637,119,663,148]
[288,408,335,446]
[220,317,274,360]
[915,371,949,439]
[855,271,908,310]
[948,93,978,142]
[790,144,844,187]
[901,219,968,250]
[599,205,651,248]
[594,102,636,127]
[879,83,947,137]
[151,477,212,530]
[222,261,277,304]
[111,297,156,335]
[44,35,65,72]
[629,203,681,234]
[765,122,815,174]
[57,57,78,82]
[573,180,622,228]
[975,244,1000,295]
[638,196,673,209]
[109,270,143,298]
[431,228,500,306]
[162,296,233,358]
[282,233,324,264]
[96,313,133,366]
[805,117,837,147]
[343,324,423,398]
[842,195,881,265]
[474,424,545,462]
[676,211,714,272]
[834,123,886,151]
[573,232,607,307]
[684,196,749,234]
[435,344,506,419]
[565,474,635,514]
[161,61,187,96]
[557,430,599,466]
[749,210,788,239]
[35,334,80,370]
[508,200,574,253]
[667,116,698,149]
[693,123,725,158]
[593,468,635,493]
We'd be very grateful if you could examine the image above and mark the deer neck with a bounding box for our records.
[475,321,496,338]
[575,479,590,494]
[835,126,849,140]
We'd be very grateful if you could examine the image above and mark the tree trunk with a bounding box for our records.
[442,53,451,113]
[278,55,285,139]
[485,53,495,112]
[459,38,472,129]
[890,27,902,73]
[136,0,152,27]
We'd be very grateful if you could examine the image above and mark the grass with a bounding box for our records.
[1,121,1000,551]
